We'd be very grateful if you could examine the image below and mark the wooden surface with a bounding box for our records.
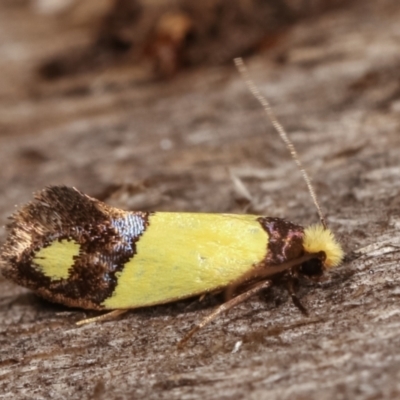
[1,1,400,399]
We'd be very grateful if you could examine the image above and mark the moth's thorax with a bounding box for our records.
[257,218,344,276]
[257,217,305,265]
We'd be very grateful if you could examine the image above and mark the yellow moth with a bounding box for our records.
[0,58,344,345]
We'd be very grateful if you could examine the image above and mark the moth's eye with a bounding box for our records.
[299,258,324,277]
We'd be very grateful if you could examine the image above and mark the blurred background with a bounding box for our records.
[1,0,398,223]
[1,1,400,399]
[0,0,376,223]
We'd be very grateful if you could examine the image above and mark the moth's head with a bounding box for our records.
[298,224,344,280]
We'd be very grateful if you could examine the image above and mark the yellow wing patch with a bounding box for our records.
[103,213,268,309]
[33,240,80,280]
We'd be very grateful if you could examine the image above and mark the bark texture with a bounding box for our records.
[1,1,400,399]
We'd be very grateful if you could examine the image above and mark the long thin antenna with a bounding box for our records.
[234,57,327,229]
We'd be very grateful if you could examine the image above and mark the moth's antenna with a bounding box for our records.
[234,57,327,230]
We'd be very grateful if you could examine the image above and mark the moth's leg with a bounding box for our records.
[183,290,223,312]
[286,277,309,316]
[177,280,272,348]
[76,309,128,326]
[198,294,206,302]
[224,253,320,302]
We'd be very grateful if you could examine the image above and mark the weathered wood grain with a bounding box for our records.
[1,1,400,399]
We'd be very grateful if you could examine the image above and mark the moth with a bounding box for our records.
[0,59,344,346]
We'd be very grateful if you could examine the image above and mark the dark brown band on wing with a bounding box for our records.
[257,217,304,265]
[1,186,150,309]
